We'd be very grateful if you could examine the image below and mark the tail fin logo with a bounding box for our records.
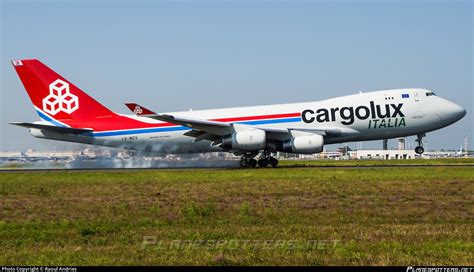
[42,79,79,115]
[133,106,143,114]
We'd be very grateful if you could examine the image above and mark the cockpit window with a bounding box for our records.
[425,92,436,96]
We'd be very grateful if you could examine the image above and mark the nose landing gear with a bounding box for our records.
[415,134,425,155]
[415,146,424,155]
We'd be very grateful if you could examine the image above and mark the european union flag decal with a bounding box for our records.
[402,94,410,98]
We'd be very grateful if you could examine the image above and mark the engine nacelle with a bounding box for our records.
[282,134,324,154]
[221,129,266,151]
[29,128,50,139]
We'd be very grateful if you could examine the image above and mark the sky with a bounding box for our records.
[0,0,472,151]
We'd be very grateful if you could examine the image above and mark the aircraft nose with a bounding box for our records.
[442,100,466,122]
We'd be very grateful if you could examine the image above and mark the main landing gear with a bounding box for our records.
[415,134,425,155]
[239,152,258,168]
[239,157,257,168]
[239,150,278,168]
[257,150,279,168]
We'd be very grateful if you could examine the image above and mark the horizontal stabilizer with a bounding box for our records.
[10,122,93,134]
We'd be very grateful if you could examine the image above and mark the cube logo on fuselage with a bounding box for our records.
[302,101,406,129]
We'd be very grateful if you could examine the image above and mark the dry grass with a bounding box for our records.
[0,160,473,265]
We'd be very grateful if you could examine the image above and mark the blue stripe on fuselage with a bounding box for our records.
[89,117,302,137]
[239,117,300,126]
[88,126,190,137]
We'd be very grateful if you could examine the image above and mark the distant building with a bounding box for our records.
[0,151,25,162]
[25,150,78,159]
[349,150,417,160]
[464,136,469,157]
[398,138,406,150]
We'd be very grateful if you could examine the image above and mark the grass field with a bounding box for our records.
[1,159,473,265]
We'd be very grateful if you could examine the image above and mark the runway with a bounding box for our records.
[1,163,473,172]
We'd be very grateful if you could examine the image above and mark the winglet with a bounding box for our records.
[124,103,156,115]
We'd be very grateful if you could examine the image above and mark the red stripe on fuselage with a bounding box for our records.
[214,112,300,123]
[60,112,301,132]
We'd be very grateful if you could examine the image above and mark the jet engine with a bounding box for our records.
[221,129,266,151]
[281,133,324,154]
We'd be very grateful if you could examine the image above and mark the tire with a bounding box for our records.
[415,146,424,154]
[258,159,269,168]
[269,157,278,168]
[249,159,257,168]
[239,159,248,168]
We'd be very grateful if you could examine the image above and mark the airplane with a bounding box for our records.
[9,59,466,168]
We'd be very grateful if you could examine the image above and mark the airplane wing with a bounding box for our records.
[10,122,93,134]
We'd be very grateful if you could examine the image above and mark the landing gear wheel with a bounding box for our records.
[249,159,257,168]
[239,159,248,168]
[258,159,269,168]
[239,152,259,168]
[269,157,279,168]
[415,134,425,155]
[415,146,424,155]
